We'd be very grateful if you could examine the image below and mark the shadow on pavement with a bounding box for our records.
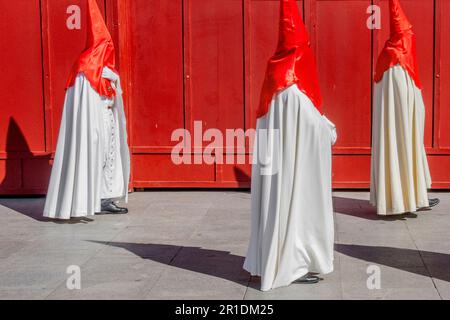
[91,241,250,285]
[336,243,450,283]
[0,197,46,221]
[0,197,93,224]
[333,197,418,221]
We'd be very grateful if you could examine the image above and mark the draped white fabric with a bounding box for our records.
[370,65,432,215]
[101,106,125,200]
[244,85,336,291]
[44,74,130,220]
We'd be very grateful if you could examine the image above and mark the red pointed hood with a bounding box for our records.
[66,0,117,97]
[257,0,322,119]
[375,0,422,88]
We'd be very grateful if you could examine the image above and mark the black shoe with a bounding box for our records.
[428,198,440,208]
[101,202,128,214]
[294,274,321,284]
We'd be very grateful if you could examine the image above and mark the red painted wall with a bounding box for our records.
[1,0,449,194]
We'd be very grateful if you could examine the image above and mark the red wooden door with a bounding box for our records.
[1,0,450,194]
[430,0,450,187]
[0,0,48,194]
[311,0,373,187]
[125,0,191,187]
[127,0,250,188]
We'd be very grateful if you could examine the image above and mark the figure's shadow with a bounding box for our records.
[333,196,418,221]
[0,118,90,224]
[0,196,46,221]
[233,167,251,189]
[336,244,450,283]
[0,196,93,224]
[91,241,250,285]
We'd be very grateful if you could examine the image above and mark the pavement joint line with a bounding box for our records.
[43,250,100,300]
[334,210,345,300]
[42,223,126,300]
[169,246,184,265]
[143,201,212,299]
[143,246,188,299]
[404,217,444,300]
[336,243,344,300]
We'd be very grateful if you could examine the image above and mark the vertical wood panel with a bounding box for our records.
[185,0,244,137]
[0,0,45,153]
[129,0,184,151]
[314,0,373,150]
[438,0,450,149]
[0,0,47,193]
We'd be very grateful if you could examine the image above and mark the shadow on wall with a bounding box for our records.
[0,117,51,221]
[233,166,251,189]
[0,117,52,193]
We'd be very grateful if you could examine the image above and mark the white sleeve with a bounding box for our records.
[102,67,122,96]
[102,66,119,82]
[322,115,337,145]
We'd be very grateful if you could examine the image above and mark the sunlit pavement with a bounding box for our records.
[0,191,449,300]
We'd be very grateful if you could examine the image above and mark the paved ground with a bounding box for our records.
[0,191,449,300]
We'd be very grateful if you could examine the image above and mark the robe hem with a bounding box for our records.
[244,265,334,292]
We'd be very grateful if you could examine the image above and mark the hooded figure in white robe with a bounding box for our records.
[43,0,130,220]
[244,0,337,292]
[370,0,439,216]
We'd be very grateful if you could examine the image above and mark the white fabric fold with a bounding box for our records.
[44,73,130,219]
[370,65,432,215]
[244,84,335,291]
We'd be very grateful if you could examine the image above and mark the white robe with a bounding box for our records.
[370,65,432,215]
[244,84,337,291]
[44,73,130,220]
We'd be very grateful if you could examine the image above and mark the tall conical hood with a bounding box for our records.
[66,0,117,97]
[390,0,413,35]
[375,0,422,88]
[276,0,310,52]
[85,0,112,48]
[257,0,322,119]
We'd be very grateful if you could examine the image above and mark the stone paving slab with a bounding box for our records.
[0,191,448,300]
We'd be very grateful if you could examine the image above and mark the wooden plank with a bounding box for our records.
[313,0,373,149]
[0,0,45,153]
[185,0,245,140]
[44,0,106,151]
[438,0,450,149]
[128,0,184,150]
[133,154,215,183]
